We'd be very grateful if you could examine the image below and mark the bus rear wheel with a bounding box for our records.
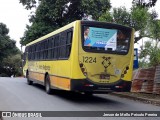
[26,72,33,85]
[45,75,52,94]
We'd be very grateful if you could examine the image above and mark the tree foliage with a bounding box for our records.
[138,60,149,68]
[139,20,160,67]
[139,41,160,66]
[19,0,37,10]
[0,23,19,61]
[149,20,160,43]
[99,7,131,26]
[20,0,111,45]
[133,0,157,8]
[99,5,158,43]
[99,0,159,67]
[0,54,22,77]
[0,23,21,77]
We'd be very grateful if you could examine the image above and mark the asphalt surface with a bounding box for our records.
[0,77,160,120]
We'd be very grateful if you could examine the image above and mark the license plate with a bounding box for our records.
[100,74,110,80]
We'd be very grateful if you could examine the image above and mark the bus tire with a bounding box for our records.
[26,71,33,85]
[45,74,52,94]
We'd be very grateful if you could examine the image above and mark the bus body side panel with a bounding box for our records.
[122,29,134,81]
[25,22,76,91]
[49,60,71,90]
[28,59,72,91]
[28,61,45,83]
[70,21,86,79]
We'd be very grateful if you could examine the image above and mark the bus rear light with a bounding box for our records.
[115,86,123,88]
[83,72,87,76]
[121,74,124,78]
[80,63,83,67]
[81,68,85,72]
[126,66,129,70]
[84,84,94,87]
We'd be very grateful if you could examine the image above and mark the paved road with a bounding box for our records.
[0,77,160,120]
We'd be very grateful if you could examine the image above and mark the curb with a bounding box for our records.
[110,92,160,106]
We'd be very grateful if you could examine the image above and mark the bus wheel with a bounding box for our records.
[45,75,52,94]
[26,72,33,85]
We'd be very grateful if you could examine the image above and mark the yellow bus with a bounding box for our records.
[23,20,134,95]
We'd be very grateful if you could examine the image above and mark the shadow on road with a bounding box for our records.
[32,83,121,105]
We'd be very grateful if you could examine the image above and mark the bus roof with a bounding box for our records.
[26,20,79,47]
[26,20,132,47]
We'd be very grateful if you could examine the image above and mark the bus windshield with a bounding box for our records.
[82,26,131,54]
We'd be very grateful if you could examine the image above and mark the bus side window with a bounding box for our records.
[42,41,45,60]
[67,31,72,44]
[60,32,66,45]
[22,47,27,66]
[52,37,55,59]
[43,40,47,60]
[54,35,60,59]
[45,39,48,60]
[32,45,34,60]
[28,46,30,60]
[37,43,40,60]
[48,38,52,59]
[31,45,33,60]
[66,30,73,58]
[40,42,43,60]
[59,31,67,59]
[34,43,37,60]
[34,45,36,60]
[29,46,31,60]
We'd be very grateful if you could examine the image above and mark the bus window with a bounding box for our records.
[82,26,131,54]
[116,30,129,52]
[22,47,28,66]
[66,31,73,58]
[67,31,72,44]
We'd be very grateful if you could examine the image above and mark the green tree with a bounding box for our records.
[139,40,160,67]
[20,0,111,45]
[0,23,19,61]
[139,20,160,67]
[0,23,21,77]
[19,0,37,10]
[99,5,157,43]
[1,54,22,77]
[99,2,160,67]
[138,60,149,68]
[132,0,157,7]
[149,20,160,45]
[99,7,131,26]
